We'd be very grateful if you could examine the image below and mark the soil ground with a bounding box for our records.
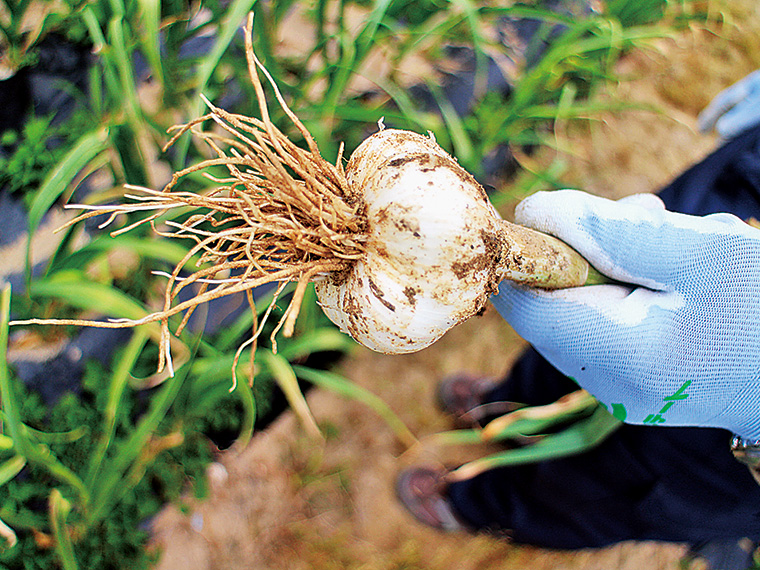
[152,5,760,569]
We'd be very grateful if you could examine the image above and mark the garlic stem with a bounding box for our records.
[493,218,591,289]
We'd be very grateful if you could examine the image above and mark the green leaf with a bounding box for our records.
[28,270,149,321]
[108,17,143,129]
[480,389,599,441]
[0,455,26,487]
[81,7,121,98]
[0,285,29,456]
[177,0,259,164]
[86,333,199,526]
[293,365,416,449]
[0,304,90,499]
[1,419,90,445]
[49,233,201,274]
[448,407,622,482]
[211,285,282,352]
[136,0,163,85]
[353,0,394,60]
[426,80,476,170]
[195,0,259,97]
[259,352,321,439]
[25,271,171,361]
[25,129,109,284]
[229,374,256,449]
[49,489,78,570]
[85,331,149,487]
[277,328,355,361]
[0,434,12,452]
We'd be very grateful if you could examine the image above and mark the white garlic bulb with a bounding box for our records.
[315,129,588,354]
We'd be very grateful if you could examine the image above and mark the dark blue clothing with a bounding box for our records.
[448,125,760,549]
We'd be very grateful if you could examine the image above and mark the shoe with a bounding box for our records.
[436,373,497,418]
[395,466,466,532]
[437,373,522,427]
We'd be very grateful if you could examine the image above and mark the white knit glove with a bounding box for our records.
[698,69,760,139]
[492,190,760,439]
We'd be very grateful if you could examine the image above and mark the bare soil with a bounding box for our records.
[151,6,760,569]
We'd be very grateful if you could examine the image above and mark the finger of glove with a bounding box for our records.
[714,90,760,139]
[697,69,760,134]
[491,282,674,404]
[616,192,666,210]
[697,74,754,133]
[515,190,748,290]
[493,281,633,347]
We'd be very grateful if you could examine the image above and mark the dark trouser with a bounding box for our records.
[447,125,760,549]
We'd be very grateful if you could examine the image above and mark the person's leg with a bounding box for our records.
[448,415,760,547]
[438,125,760,547]
[656,124,760,217]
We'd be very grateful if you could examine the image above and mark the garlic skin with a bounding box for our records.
[315,129,587,354]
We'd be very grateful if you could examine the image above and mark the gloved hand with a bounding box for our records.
[698,69,760,139]
[492,190,760,439]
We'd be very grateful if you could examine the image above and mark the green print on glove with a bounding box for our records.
[642,380,691,425]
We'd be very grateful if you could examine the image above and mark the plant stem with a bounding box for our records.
[494,218,603,288]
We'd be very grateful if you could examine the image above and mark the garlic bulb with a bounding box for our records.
[315,129,589,354]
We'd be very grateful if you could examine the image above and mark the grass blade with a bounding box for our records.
[86,334,197,526]
[81,7,121,99]
[28,271,150,321]
[49,233,201,275]
[0,419,89,445]
[201,285,279,352]
[175,0,258,165]
[426,79,476,170]
[277,328,355,361]
[108,17,144,130]
[49,489,78,570]
[194,0,259,98]
[479,389,598,441]
[449,0,488,97]
[0,305,89,500]
[447,407,622,482]
[370,77,440,132]
[181,353,256,448]
[354,0,394,61]
[0,455,26,487]
[25,129,109,285]
[85,331,149,488]
[232,375,256,449]
[136,0,163,85]
[293,365,416,448]
[24,271,182,368]
[0,285,30,456]
[260,352,321,440]
[318,0,393,144]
